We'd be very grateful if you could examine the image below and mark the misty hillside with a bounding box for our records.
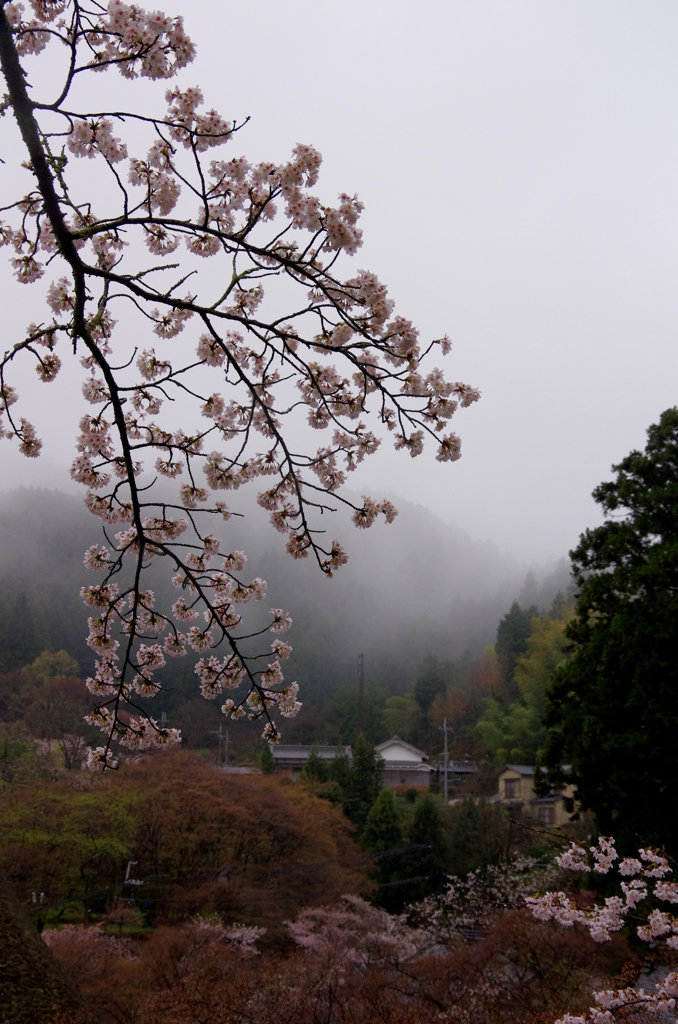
[0,486,570,708]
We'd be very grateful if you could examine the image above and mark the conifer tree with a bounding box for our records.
[541,408,678,854]
[404,793,448,902]
[361,787,404,910]
[300,746,329,783]
[344,734,383,830]
[362,787,403,854]
[259,744,275,775]
[495,601,538,700]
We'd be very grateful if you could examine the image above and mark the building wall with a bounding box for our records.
[378,741,427,764]
[383,768,432,788]
[498,769,535,803]
[533,798,573,827]
[498,768,577,824]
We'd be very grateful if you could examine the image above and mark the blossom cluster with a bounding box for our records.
[79,527,298,763]
[410,854,561,946]
[527,837,678,945]
[188,916,265,954]
[287,895,426,965]
[555,972,678,1024]
[529,838,678,1024]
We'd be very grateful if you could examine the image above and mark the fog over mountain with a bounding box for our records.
[2,2,678,567]
[0,488,571,706]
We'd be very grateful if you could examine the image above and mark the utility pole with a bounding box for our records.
[439,718,453,804]
[210,723,226,765]
[358,652,364,735]
[444,717,448,804]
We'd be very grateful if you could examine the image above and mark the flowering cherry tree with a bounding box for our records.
[0,1,479,768]
[409,854,561,946]
[528,837,678,1022]
[287,895,426,964]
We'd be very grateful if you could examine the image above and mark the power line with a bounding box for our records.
[26,845,435,915]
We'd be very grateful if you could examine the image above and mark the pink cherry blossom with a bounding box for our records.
[67,118,128,163]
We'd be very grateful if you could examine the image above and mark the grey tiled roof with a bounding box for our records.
[447,761,478,774]
[272,745,351,761]
[503,763,572,776]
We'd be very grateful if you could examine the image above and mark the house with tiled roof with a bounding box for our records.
[375,736,436,788]
[497,764,576,826]
[271,744,351,778]
[270,736,444,790]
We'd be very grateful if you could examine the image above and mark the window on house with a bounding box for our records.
[538,805,555,825]
[504,778,520,799]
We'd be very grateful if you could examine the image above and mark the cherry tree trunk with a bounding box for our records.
[0,879,96,1024]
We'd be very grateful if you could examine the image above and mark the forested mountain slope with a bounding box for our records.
[0,487,565,716]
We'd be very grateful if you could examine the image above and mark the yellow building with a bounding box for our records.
[497,764,576,827]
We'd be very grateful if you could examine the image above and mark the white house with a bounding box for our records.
[375,736,436,788]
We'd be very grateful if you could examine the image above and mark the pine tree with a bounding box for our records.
[403,794,448,902]
[362,788,403,854]
[301,747,330,783]
[541,408,678,854]
[343,735,384,830]
[361,788,404,910]
[329,751,352,789]
[495,601,538,700]
[259,745,275,775]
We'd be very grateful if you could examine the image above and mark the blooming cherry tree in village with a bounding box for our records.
[0,0,479,768]
[529,837,678,1023]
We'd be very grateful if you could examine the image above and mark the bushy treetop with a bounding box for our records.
[541,408,678,853]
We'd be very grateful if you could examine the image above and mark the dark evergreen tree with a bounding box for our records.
[343,734,384,830]
[329,750,352,789]
[361,788,404,911]
[362,787,403,854]
[495,601,537,699]
[540,408,678,855]
[402,794,448,902]
[443,797,511,876]
[300,746,330,783]
[259,744,275,775]
[413,655,449,712]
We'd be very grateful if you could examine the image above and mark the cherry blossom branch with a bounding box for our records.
[0,0,479,766]
[528,837,678,1023]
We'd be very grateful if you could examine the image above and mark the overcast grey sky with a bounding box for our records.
[3,0,678,563]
